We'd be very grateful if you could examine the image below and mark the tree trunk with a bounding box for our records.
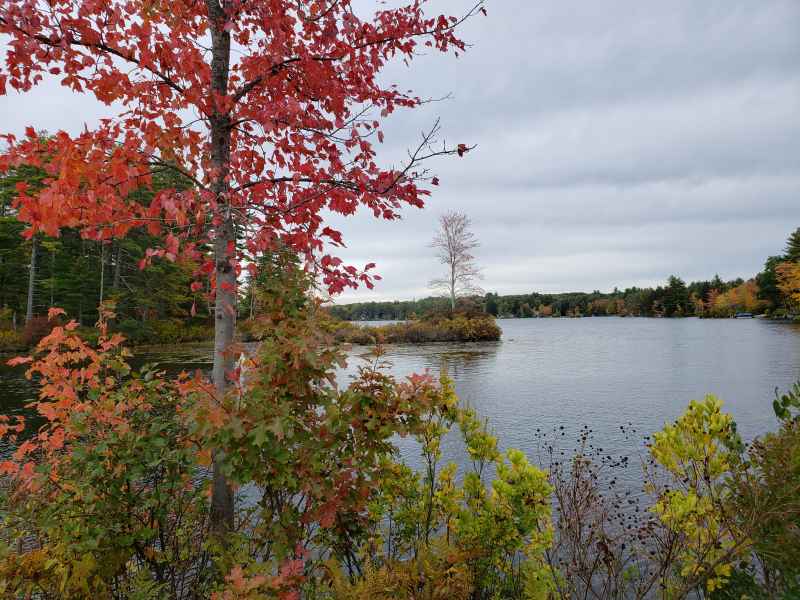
[449,261,456,312]
[99,243,106,306]
[79,239,86,325]
[249,275,256,319]
[49,244,55,307]
[207,0,236,536]
[112,242,121,293]
[26,237,37,324]
[211,217,236,533]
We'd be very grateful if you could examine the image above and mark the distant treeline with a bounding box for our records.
[326,277,744,321]
[329,228,800,321]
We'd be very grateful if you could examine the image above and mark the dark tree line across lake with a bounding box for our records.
[329,228,800,321]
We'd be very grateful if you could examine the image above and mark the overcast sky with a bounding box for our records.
[2,1,799,302]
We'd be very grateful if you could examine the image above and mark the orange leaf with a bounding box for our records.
[47,307,66,321]
[7,356,32,367]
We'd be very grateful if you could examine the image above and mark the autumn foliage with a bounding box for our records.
[703,279,765,317]
[0,272,553,599]
[2,267,799,598]
[776,261,800,309]
[0,0,476,290]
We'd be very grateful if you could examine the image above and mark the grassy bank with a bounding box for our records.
[0,317,213,354]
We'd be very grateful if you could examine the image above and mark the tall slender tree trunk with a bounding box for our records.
[207,0,236,535]
[99,243,106,306]
[449,261,456,312]
[79,239,86,325]
[112,242,121,293]
[249,275,256,319]
[49,244,55,307]
[26,237,37,324]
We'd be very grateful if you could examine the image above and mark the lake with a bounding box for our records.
[3,317,800,474]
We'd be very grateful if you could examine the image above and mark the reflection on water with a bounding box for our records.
[3,319,800,474]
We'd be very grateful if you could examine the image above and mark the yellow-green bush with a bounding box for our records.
[0,329,24,352]
[649,395,746,595]
[315,381,555,600]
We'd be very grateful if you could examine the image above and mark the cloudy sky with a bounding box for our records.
[2,1,799,302]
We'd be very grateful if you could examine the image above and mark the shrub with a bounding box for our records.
[0,330,24,352]
[539,393,800,600]
[0,306,15,330]
[724,386,800,597]
[237,317,259,342]
[115,317,156,345]
[0,289,536,600]
[0,313,211,598]
[149,319,211,344]
[20,315,55,347]
[114,318,211,346]
[648,395,748,596]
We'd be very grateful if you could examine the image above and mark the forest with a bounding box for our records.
[0,165,213,349]
[329,229,800,321]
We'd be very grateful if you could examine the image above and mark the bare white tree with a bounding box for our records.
[429,211,483,311]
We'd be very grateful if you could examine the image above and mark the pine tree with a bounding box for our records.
[784,227,800,262]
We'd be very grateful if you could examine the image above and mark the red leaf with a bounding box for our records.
[0,0,474,300]
[6,356,33,367]
[47,307,66,321]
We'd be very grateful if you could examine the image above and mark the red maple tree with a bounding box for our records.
[0,0,481,532]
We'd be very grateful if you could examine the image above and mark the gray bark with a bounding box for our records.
[99,243,106,306]
[249,274,256,319]
[112,242,121,293]
[207,0,236,535]
[26,237,37,323]
[450,261,456,312]
[429,212,483,313]
[49,244,55,307]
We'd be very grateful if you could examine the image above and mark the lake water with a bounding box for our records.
[3,317,800,473]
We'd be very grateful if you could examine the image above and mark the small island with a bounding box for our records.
[331,312,502,344]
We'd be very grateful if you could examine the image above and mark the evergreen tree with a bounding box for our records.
[0,165,208,333]
[756,256,784,309]
[662,276,690,317]
[784,227,800,262]
[484,293,499,316]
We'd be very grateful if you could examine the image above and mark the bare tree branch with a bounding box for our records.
[429,211,483,311]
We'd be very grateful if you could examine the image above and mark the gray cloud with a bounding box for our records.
[2,1,799,302]
[330,0,800,301]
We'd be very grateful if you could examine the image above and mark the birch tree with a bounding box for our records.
[430,211,483,311]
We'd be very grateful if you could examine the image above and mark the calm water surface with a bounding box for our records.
[3,318,800,468]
